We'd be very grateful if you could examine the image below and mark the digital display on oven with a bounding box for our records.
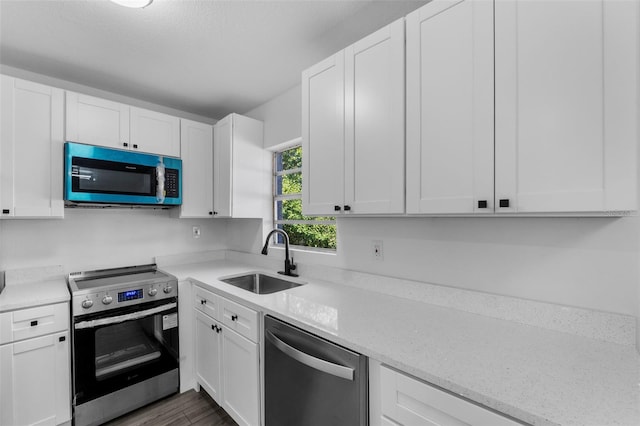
[118,289,143,302]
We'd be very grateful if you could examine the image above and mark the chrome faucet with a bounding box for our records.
[261,229,298,277]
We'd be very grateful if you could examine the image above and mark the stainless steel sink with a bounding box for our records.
[220,273,305,295]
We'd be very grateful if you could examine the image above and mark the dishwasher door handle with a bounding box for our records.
[266,330,355,381]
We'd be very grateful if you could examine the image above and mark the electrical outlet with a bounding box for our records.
[192,226,201,239]
[372,240,383,261]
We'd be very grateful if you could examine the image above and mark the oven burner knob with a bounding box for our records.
[148,288,158,297]
[102,295,113,305]
[81,299,94,309]
[163,285,173,294]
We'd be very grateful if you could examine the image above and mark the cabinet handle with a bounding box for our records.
[343,205,351,211]
[213,211,218,216]
[59,336,66,342]
[477,200,488,209]
[201,299,206,305]
[123,142,128,147]
[2,209,9,214]
[231,314,238,321]
[334,205,341,212]
[133,144,138,149]
[209,211,213,215]
[499,199,510,208]
[30,320,38,327]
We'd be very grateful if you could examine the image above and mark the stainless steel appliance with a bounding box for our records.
[64,142,182,207]
[264,315,368,425]
[68,264,179,426]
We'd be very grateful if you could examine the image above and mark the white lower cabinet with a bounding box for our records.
[193,286,260,426]
[372,362,521,426]
[0,302,71,426]
[221,324,259,426]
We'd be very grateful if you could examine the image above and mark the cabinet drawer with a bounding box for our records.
[220,298,258,343]
[380,365,522,426]
[0,302,69,345]
[194,285,220,320]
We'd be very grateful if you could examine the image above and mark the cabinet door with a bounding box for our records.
[0,331,71,426]
[344,18,405,214]
[0,76,64,218]
[130,107,180,157]
[406,0,494,214]
[194,310,222,402]
[213,115,233,218]
[66,92,129,150]
[221,328,259,426]
[302,53,345,216]
[495,0,638,213]
[180,119,213,218]
[380,366,520,426]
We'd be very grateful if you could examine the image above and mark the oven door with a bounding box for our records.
[72,298,179,406]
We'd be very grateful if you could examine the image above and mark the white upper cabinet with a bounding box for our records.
[66,92,180,157]
[65,92,129,149]
[302,53,345,216]
[129,107,180,157]
[213,113,269,219]
[406,0,494,214]
[0,75,65,218]
[303,18,405,216]
[407,0,638,215]
[179,119,214,218]
[494,0,638,213]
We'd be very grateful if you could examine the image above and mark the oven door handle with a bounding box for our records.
[74,302,177,330]
[266,330,354,381]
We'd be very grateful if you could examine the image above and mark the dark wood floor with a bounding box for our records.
[103,389,238,426]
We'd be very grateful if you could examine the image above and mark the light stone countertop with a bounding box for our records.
[160,257,640,426]
[0,265,69,313]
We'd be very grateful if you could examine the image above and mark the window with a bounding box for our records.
[273,145,336,250]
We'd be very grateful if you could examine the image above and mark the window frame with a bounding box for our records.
[271,142,336,250]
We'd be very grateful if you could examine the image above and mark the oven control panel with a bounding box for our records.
[72,281,176,316]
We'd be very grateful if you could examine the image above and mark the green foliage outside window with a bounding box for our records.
[275,146,336,250]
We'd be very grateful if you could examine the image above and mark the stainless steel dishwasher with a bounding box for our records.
[264,315,368,426]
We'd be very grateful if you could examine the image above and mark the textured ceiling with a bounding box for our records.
[0,0,428,119]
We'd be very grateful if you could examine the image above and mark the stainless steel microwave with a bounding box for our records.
[64,142,182,207]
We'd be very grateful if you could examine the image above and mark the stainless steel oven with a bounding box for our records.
[68,265,179,426]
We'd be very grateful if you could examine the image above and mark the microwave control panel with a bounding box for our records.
[165,169,179,198]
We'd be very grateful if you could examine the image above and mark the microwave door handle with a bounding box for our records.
[71,174,92,180]
[74,302,176,330]
[156,161,166,203]
[265,330,355,381]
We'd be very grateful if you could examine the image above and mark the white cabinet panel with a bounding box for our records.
[406,0,494,214]
[1,298,70,426]
[303,19,405,216]
[194,310,223,402]
[66,92,181,157]
[221,327,259,426]
[494,0,638,213]
[180,119,213,218]
[130,107,180,157]
[220,297,258,343]
[193,287,260,426]
[213,115,232,218]
[302,53,345,216]
[213,114,268,219]
[66,92,129,150]
[193,284,220,320]
[345,18,405,214]
[379,365,521,426]
[1,76,64,218]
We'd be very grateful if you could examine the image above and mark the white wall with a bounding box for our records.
[245,84,640,320]
[246,84,301,149]
[0,209,227,273]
